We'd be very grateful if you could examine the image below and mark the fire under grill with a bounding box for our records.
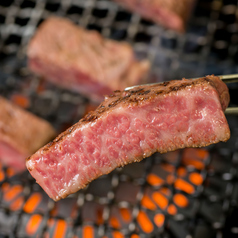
[0,0,238,237]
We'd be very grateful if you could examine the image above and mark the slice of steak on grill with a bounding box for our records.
[26,75,230,201]
[113,0,196,32]
[27,17,150,103]
[0,96,56,172]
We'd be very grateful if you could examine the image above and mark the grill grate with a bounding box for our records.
[0,0,238,237]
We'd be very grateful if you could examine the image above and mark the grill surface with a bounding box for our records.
[0,0,238,237]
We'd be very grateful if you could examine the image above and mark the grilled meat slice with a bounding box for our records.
[0,96,56,172]
[27,17,150,103]
[26,75,230,201]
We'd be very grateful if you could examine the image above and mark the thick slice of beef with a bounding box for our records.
[27,17,150,102]
[26,75,230,201]
[0,96,56,172]
[113,0,196,32]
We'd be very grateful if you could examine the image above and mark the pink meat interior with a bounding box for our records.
[27,82,230,201]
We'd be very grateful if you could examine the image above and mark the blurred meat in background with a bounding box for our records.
[0,96,55,171]
[27,17,150,103]
[112,0,196,32]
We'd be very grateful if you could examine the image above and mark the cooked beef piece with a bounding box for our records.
[0,96,56,172]
[27,17,150,103]
[26,75,230,201]
[113,0,196,32]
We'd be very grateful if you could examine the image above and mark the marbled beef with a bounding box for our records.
[26,75,230,201]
